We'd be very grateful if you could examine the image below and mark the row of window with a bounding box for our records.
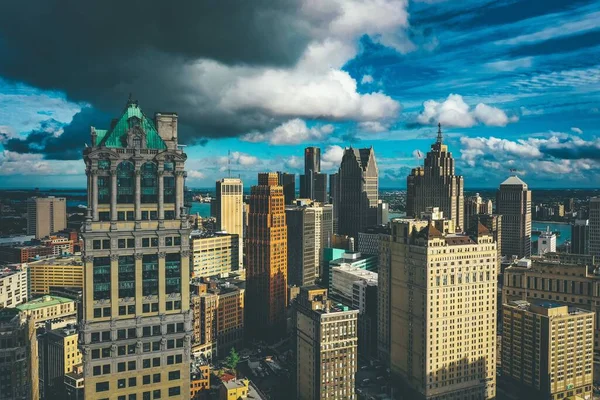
[97,210,178,221]
[97,385,180,398]
[92,237,181,250]
[97,160,175,172]
[92,301,182,318]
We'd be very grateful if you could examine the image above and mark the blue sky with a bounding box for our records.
[0,0,599,189]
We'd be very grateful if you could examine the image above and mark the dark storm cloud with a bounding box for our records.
[0,0,315,152]
[2,107,109,160]
[540,140,600,160]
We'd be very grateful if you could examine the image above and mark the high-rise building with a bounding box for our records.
[27,196,67,239]
[295,286,358,400]
[245,172,288,342]
[502,253,600,349]
[300,147,327,203]
[472,214,502,268]
[390,216,497,399]
[80,100,192,400]
[277,172,296,205]
[358,224,391,257]
[213,178,244,268]
[338,147,379,239]
[406,124,464,231]
[190,232,240,278]
[376,231,392,365]
[330,264,377,305]
[502,301,594,400]
[590,197,600,257]
[353,279,378,358]
[39,324,82,399]
[464,193,492,231]
[329,173,339,233]
[0,308,39,400]
[325,251,377,292]
[377,200,389,225]
[572,219,590,254]
[496,175,532,259]
[286,199,333,287]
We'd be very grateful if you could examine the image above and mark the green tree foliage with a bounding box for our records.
[225,347,240,371]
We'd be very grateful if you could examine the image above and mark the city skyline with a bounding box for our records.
[1,1,599,189]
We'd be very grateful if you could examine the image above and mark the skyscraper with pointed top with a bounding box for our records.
[337,147,379,240]
[406,124,465,231]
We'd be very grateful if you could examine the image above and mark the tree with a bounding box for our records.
[224,347,240,372]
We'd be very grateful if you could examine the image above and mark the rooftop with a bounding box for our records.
[16,295,74,311]
[500,175,528,187]
[28,256,82,266]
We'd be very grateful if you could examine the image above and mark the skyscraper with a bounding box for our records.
[27,196,67,239]
[406,124,465,230]
[300,147,327,203]
[277,172,296,205]
[590,197,600,257]
[286,199,333,287]
[464,193,492,231]
[338,147,379,239]
[295,286,358,400]
[572,219,590,254]
[81,100,192,400]
[496,175,532,258]
[502,301,594,400]
[389,216,497,399]
[329,173,339,233]
[213,178,244,268]
[245,172,288,342]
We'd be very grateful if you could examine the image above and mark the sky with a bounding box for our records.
[0,0,599,189]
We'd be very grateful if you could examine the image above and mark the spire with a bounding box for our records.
[436,122,443,144]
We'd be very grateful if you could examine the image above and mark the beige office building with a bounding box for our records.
[16,295,76,325]
[27,196,67,239]
[286,199,333,287]
[80,100,192,400]
[406,125,464,231]
[190,232,240,278]
[213,178,244,268]
[0,267,28,308]
[496,175,532,258]
[590,197,600,257]
[390,216,497,399]
[295,286,358,400]
[502,253,600,351]
[27,256,84,295]
[502,301,594,400]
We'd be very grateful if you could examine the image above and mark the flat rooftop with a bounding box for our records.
[16,295,74,311]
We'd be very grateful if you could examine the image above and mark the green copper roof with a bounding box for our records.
[16,295,74,311]
[99,101,167,150]
[95,129,107,143]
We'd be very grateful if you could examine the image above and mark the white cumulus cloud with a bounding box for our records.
[242,119,335,145]
[361,74,374,84]
[417,94,516,128]
[321,145,345,171]
[571,127,583,134]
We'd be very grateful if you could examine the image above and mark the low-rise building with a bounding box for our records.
[502,300,594,400]
[324,251,377,289]
[190,358,210,399]
[27,256,84,295]
[0,266,28,308]
[219,376,266,400]
[330,264,377,305]
[64,364,84,400]
[16,295,76,326]
[191,231,240,278]
[190,277,245,360]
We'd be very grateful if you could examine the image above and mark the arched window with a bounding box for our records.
[117,161,135,204]
[141,162,158,203]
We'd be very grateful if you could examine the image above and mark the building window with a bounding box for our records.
[168,371,180,380]
[98,176,111,204]
[164,176,175,204]
[142,254,159,296]
[98,159,111,170]
[117,161,135,204]
[96,382,109,392]
[165,253,181,294]
[93,256,111,300]
[118,255,136,298]
[141,162,158,203]
[168,387,180,397]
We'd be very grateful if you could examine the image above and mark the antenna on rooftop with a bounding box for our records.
[228,149,231,178]
[436,122,443,144]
